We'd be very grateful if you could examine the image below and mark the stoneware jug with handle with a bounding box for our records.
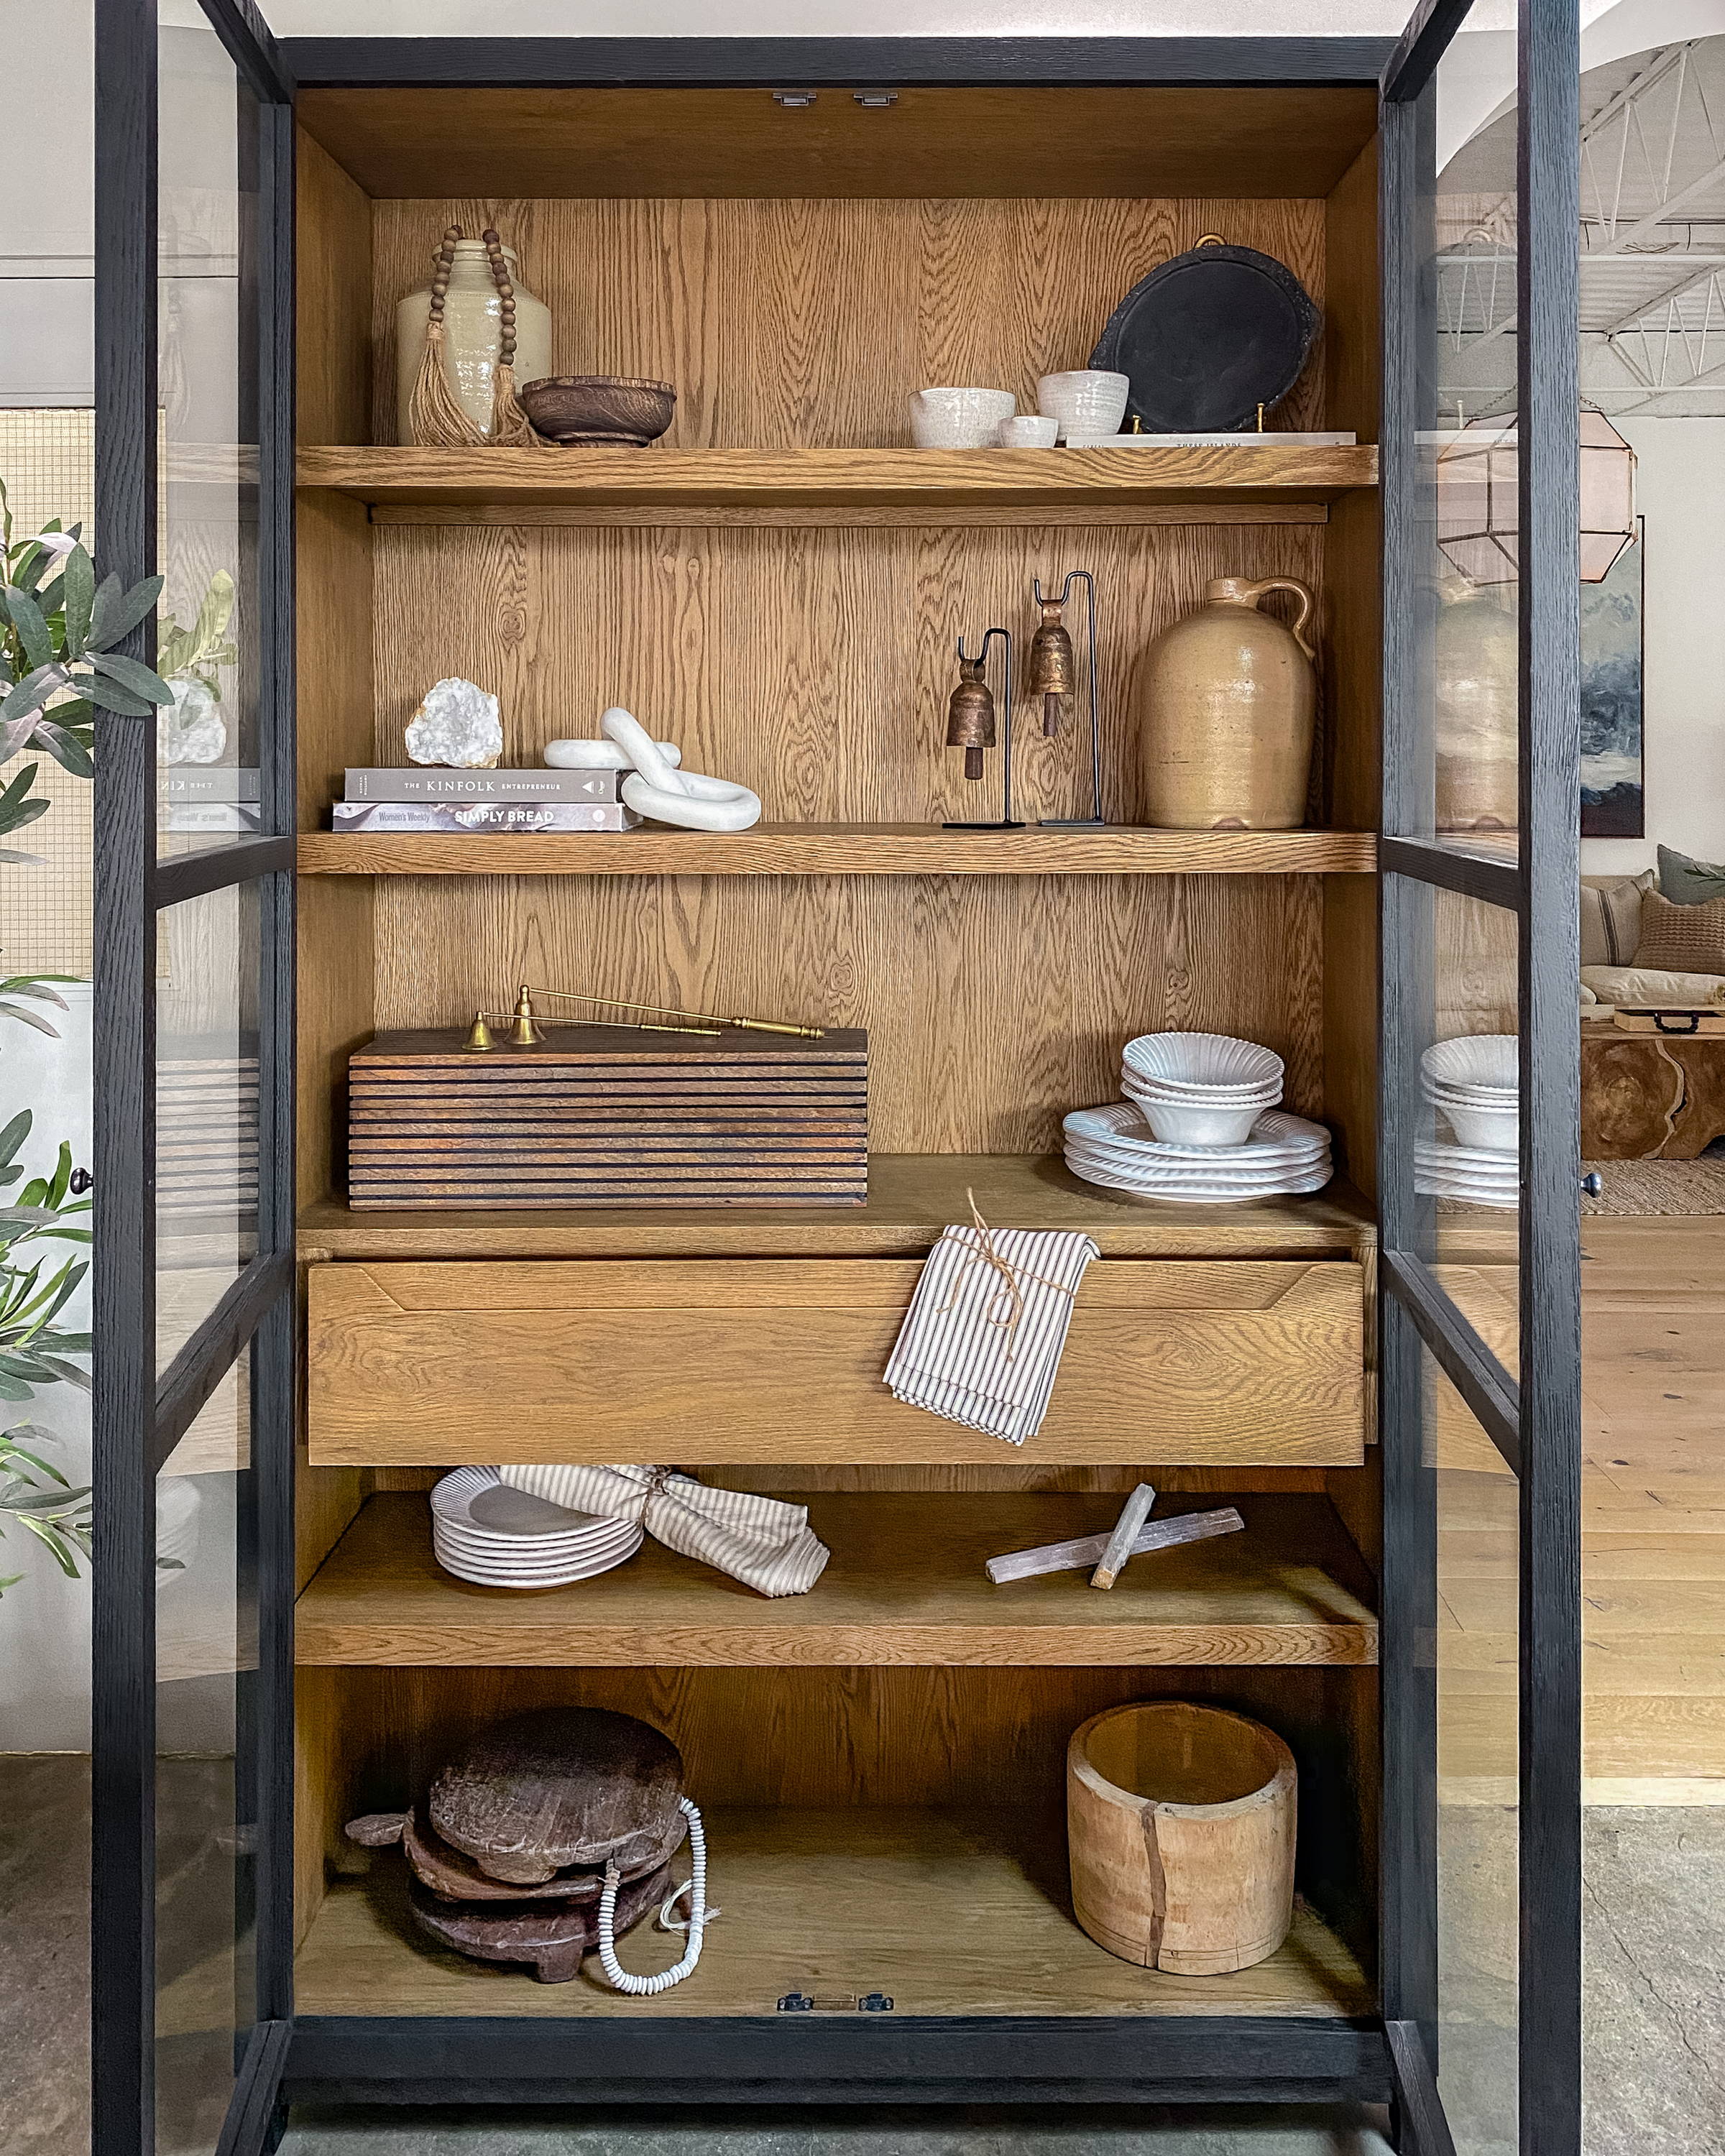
[1141,575,1317,829]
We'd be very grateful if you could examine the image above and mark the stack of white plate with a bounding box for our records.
[431,1467,643,1589]
[1120,1031,1286,1148]
[1064,1102,1333,1204]
[1417,1035,1518,1210]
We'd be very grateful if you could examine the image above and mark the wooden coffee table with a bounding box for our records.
[1581,1027,1725,1158]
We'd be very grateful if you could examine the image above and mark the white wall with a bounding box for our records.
[0,0,92,403]
[1581,416,1725,878]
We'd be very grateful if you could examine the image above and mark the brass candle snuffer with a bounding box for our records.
[1026,569,1105,830]
[464,985,826,1052]
[942,626,1022,831]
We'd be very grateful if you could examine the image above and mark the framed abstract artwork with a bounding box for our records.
[1580,520,1644,838]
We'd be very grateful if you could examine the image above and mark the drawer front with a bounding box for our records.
[306,1258,1365,1468]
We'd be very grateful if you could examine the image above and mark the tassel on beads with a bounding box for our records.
[408,226,489,448]
[408,224,543,447]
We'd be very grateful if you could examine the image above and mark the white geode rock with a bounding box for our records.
[157,676,227,766]
[405,677,503,768]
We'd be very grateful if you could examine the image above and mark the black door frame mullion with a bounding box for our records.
[92,0,160,2145]
[1378,4,1584,2154]
[1516,1,1583,2148]
[253,88,298,2037]
[93,1,298,2147]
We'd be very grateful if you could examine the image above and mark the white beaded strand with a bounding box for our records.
[596,1795,707,1994]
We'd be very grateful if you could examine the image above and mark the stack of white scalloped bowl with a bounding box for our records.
[1063,1032,1332,1204]
[1415,1034,1518,1210]
[431,1467,642,1590]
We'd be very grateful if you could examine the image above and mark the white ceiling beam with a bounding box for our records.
[1596,257,1724,332]
[1586,146,1725,259]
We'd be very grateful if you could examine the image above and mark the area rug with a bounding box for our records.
[1581,1158,1725,1215]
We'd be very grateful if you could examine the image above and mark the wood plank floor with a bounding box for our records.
[1439,1215,1725,1798]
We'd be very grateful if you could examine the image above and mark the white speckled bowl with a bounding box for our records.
[1036,369,1130,441]
[909,387,1018,449]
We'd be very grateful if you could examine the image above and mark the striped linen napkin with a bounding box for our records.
[884,1220,1102,1445]
[496,1463,829,1598]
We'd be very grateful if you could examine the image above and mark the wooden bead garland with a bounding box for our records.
[407,222,539,448]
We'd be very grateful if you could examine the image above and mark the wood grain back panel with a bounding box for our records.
[370,872,1325,1156]
[369,195,1328,451]
[364,517,1329,826]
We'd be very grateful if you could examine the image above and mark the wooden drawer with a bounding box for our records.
[305,1258,1364,1468]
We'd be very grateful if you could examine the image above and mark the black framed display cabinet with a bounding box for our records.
[88,3,1582,2152]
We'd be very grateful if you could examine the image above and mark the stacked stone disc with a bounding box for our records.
[344,1708,686,1982]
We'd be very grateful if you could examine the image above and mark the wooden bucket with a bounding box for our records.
[1067,1701,1297,1974]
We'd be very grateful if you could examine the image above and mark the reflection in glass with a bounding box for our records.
[155,1349,256,2156]
[157,9,260,857]
[155,849,262,1381]
[1425,1346,1519,2156]
[1425,46,1521,851]
[1404,885,1523,1353]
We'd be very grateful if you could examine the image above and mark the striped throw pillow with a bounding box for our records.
[1580,871,1654,969]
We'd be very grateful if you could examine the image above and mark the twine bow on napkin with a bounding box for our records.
[883,1192,1100,1446]
[496,1464,830,1598]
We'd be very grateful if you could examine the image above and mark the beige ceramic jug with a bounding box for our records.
[395,239,553,444]
[1140,576,1317,830]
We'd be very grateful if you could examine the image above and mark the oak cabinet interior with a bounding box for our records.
[290,77,1389,2088]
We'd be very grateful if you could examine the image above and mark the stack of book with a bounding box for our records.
[346,1027,869,1208]
[161,769,263,834]
[334,767,639,833]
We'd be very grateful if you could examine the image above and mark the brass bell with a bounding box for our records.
[944,657,996,782]
[463,1008,497,1053]
[509,985,545,1047]
[1026,597,1075,737]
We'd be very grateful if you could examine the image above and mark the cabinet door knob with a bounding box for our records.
[1581,1172,1604,1197]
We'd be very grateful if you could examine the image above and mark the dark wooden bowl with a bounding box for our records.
[520,374,676,447]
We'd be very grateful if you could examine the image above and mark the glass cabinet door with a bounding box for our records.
[1379,5,1583,2156]
[91,4,295,2152]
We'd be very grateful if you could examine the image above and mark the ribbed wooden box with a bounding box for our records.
[346,1028,869,1209]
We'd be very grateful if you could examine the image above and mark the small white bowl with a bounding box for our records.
[1438,1100,1519,1153]
[1036,369,1130,441]
[1122,1031,1285,1095]
[909,387,1018,449]
[996,413,1059,448]
[1125,1072,1282,1105]
[1135,1096,1266,1148]
[1421,1034,1517,1093]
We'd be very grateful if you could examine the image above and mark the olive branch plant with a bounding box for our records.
[0,473,175,867]
[0,1111,93,1593]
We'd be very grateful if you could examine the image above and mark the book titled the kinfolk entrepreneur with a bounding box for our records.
[343,767,620,803]
[331,801,640,833]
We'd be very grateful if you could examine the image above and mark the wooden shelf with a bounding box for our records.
[294,1803,1374,2021]
[295,1493,1378,1670]
[296,443,1378,522]
[297,826,1378,879]
[298,1155,1377,1262]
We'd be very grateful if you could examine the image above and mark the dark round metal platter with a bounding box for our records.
[1089,244,1320,435]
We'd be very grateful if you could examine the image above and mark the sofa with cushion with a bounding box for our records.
[1580,848,1725,1018]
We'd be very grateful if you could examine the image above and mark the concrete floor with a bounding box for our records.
[277,2104,1396,2155]
[6,1759,1723,2156]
